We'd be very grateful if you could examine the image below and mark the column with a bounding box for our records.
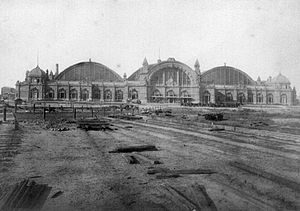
[253,90,257,104]
[88,84,92,101]
[233,89,237,102]
[123,85,128,103]
[111,86,115,102]
[101,85,105,102]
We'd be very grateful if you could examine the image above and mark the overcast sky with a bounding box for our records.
[1,0,300,91]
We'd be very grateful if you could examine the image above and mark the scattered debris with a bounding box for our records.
[0,179,52,210]
[249,121,269,127]
[109,145,158,153]
[51,191,63,199]
[123,154,140,164]
[203,113,224,121]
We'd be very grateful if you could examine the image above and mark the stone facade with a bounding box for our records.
[15,58,297,105]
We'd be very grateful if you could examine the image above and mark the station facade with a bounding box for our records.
[16,58,297,105]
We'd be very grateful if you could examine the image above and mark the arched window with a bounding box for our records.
[182,71,191,86]
[70,89,78,100]
[257,93,263,103]
[226,92,233,102]
[30,88,39,100]
[131,89,138,99]
[280,94,287,104]
[166,90,176,103]
[267,93,273,104]
[116,90,123,102]
[152,90,161,97]
[238,93,246,103]
[82,89,89,101]
[92,86,101,100]
[181,90,190,97]
[104,90,112,101]
[58,88,66,99]
[204,91,211,104]
[48,88,54,99]
[248,93,253,103]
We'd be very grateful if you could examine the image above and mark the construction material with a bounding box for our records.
[0,179,52,210]
[109,145,158,153]
[230,161,300,192]
[209,128,225,131]
[147,167,216,175]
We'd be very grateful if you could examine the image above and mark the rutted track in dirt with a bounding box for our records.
[140,119,300,158]
[109,122,297,210]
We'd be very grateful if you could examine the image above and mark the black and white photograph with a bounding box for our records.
[0,0,299,210]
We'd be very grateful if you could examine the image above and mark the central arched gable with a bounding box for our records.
[147,61,197,86]
[56,61,123,82]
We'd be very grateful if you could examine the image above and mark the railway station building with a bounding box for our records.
[15,58,297,105]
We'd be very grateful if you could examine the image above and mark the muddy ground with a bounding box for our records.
[0,105,300,210]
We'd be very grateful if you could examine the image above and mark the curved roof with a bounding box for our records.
[128,64,155,81]
[28,66,45,77]
[272,73,290,84]
[201,66,255,85]
[56,61,123,82]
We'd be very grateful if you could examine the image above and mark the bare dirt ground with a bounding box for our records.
[0,105,300,210]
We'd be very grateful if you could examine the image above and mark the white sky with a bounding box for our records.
[0,0,300,91]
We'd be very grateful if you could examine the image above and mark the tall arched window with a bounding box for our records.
[204,91,211,104]
[92,86,101,100]
[267,94,273,104]
[30,88,39,100]
[131,89,138,99]
[226,92,233,102]
[58,88,66,99]
[70,89,78,100]
[166,90,176,103]
[257,93,263,103]
[48,88,54,99]
[104,90,112,101]
[280,94,287,104]
[82,89,89,101]
[238,93,246,103]
[116,90,123,102]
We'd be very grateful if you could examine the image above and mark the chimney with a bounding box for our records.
[55,64,59,76]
